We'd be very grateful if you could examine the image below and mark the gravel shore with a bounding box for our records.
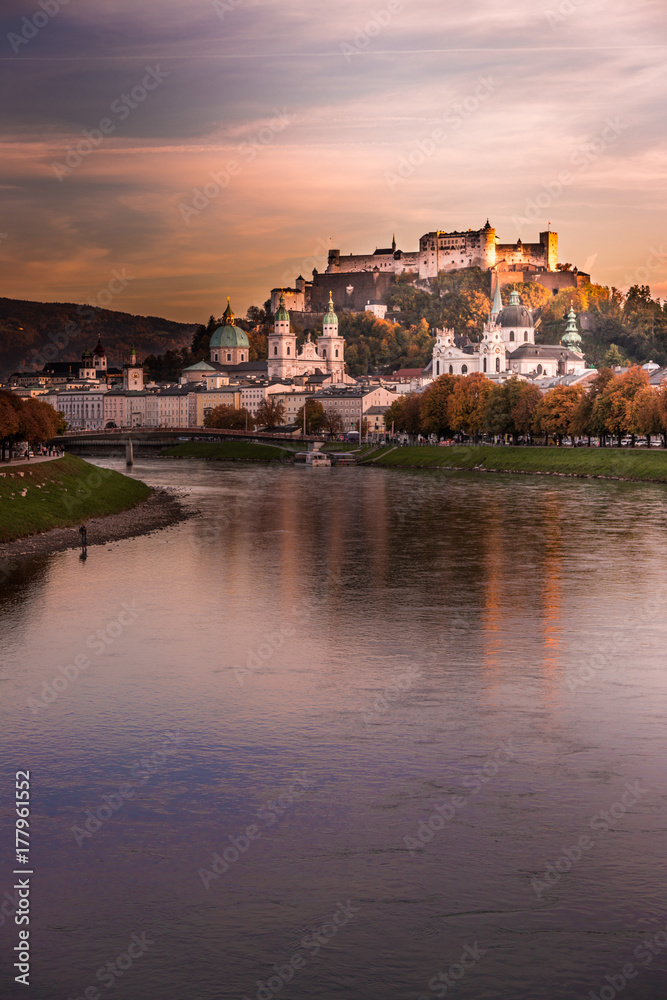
[0,488,190,561]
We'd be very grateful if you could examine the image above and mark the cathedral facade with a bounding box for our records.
[432,287,587,380]
[267,292,347,381]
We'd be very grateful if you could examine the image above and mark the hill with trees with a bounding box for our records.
[0,297,197,377]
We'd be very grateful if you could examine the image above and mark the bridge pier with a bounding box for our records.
[126,440,134,466]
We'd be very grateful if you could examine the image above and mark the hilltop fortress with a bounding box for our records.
[271,221,590,317]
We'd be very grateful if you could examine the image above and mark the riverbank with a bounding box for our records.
[0,454,188,555]
[162,441,294,461]
[362,444,667,481]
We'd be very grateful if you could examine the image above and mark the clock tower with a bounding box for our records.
[123,346,144,390]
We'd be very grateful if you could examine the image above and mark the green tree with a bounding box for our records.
[295,399,327,434]
[484,377,527,443]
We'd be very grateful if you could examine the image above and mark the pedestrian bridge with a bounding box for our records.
[54,427,319,453]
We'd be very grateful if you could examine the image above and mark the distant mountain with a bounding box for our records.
[0,297,197,376]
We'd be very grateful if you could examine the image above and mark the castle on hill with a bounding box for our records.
[271,221,590,317]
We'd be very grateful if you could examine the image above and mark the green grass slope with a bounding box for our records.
[161,442,293,462]
[365,445,667,481]
[0,455,151,542]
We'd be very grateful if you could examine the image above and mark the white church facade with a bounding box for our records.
[432,286,587,380]
[267,292,349,382]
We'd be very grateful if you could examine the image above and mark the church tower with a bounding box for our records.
[268,292,297,378]
[123,346,144,390]
[316,292,345,382]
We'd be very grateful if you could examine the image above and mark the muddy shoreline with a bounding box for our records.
[0,488,190,562]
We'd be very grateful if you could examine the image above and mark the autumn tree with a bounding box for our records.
[632,387,662,448]
[534,385,584,445]
[446,373,493,440]
[204,404,254,430]
[383,394,422,436]
[596,366,650,446]
[512,382,543,443]
[484,377,529,443]
[256,396,286,430]
[0,391,21,461]
[419,374,459,438]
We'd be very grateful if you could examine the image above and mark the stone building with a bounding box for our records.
[267,292,347,382]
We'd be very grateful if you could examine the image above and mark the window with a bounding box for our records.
[461,365,468,374]
[287,346,290,355]
[537,364,543,375]
[496,357,500,372]
[524,331,528,341]
[227,354,231,362]
[323,349,326,358]
[509,331,514,342]
[436,361,440,375]
[449,365,453,374]
[483,358,487,373]
[335,350,339,358]
[274,346,277,356]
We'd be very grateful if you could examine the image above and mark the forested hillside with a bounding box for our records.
[0,297,197,375]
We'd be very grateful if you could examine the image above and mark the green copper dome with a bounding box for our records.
[561,304,583,351]
[275,291,290,323]
[209,298,250,349]
[323,291,338,325]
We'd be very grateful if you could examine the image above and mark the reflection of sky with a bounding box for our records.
[2,462,667,998]
[0,0,665,321]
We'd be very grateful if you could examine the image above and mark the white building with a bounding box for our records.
[432,288,587,380]
[268,292,347,382]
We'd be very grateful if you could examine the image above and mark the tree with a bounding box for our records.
[383,394,422,436]
[419,374,459,437]
[256,396,286,430]
[0,391,21,461]
[295,399,327,434]
[601,344,628,368]
[597,366,650,446]
[633,387,662,447]
[204,404,254,430]
[534,385,584,445]
[484,377,527,443]
[511,382,542,442]
[447,373,493,439]
[323,410,344,436]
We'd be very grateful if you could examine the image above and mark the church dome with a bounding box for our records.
[498,289,533,328]
[275,291,290,323]
[209,298,250,349]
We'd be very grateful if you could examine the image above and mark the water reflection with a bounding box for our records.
[0,460,666,1000]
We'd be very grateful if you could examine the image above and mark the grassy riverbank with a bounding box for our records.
[0,454,152,543]
[363,445,667,481]
[162,442,293,462]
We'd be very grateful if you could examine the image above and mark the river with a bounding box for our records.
[1,456,666,1000]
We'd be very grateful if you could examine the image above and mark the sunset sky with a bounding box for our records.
[1,0,665,323]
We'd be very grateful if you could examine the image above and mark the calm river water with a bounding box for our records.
[1,457,666,1000]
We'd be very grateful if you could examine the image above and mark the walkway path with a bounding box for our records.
[1,453,64,468]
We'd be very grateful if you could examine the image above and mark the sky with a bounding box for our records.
[1,0,666,323]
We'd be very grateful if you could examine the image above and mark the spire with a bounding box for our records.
[275,291,290,323]
[561,302,583,352]
[392,233,396,252]
[491,280,503,317]
[323,291,338,328]
[508,289,521,306]
[223,296,235,326]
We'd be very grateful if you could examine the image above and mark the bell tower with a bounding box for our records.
[316,292,345,382]
[268,292,297,378]
[123,346,144,390]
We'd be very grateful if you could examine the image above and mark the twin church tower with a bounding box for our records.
[267,291,346,381]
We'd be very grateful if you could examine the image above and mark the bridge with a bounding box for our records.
[54,427,322,455]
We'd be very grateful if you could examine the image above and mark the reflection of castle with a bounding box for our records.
[433,287,586,379]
